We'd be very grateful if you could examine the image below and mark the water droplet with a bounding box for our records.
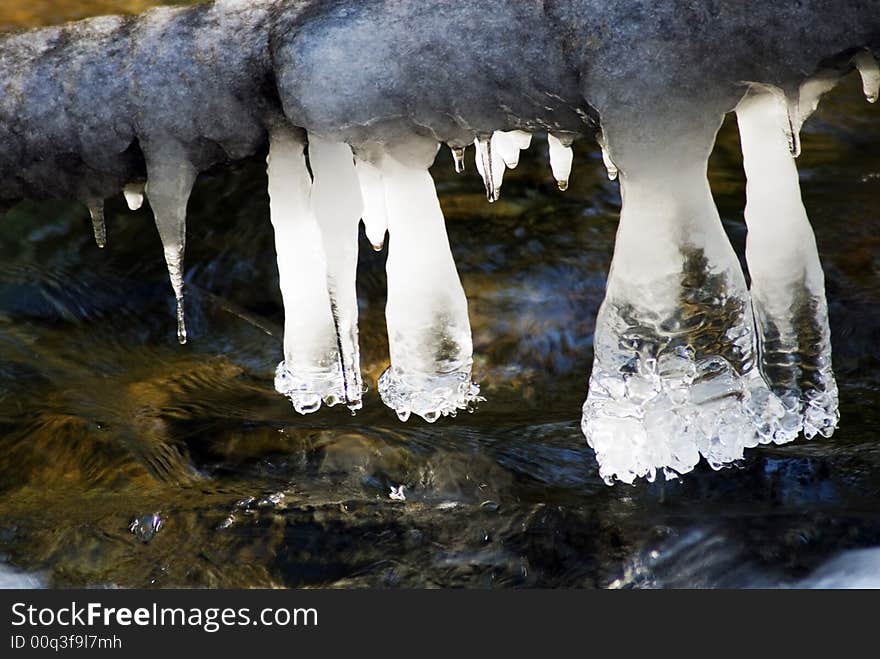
[129,513,162,543]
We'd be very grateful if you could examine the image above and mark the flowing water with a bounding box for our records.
[1,1,880,588]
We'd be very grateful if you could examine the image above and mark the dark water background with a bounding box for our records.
[1,1,879,588]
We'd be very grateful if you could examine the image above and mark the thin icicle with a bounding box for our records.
[853,49,879,103]
[145,148,197,345]
[548,134,573,190]
[450,145,466,174]
[601,146,619,181]
[492,130,532,169]
[123,182,145,211]
[308,135,365,411]
[783,93,802,158]
[375,142,481,422]
[474,136,505,202]
[267,126,345,414]
[87,200,106,248]
[354,157,388,251]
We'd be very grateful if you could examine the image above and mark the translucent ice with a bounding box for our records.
[354,157,388,251]
[492,130,532,169]
[373,141,481,422]
[87,200,106,248]
[474,136,505,202]
[736,89,839,439]
[267,126,346,414]
[308,135,364,410]
[123,182,145,211]
[145,147,197,345]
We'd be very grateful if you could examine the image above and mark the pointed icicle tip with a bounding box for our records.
[853,49,879,104]
[123,182,145,211]
[354,157,389,252]
[784,95,802,158]
[548,134,573,191]
[87,201,107,248]
[450,146,466,174]
[601,146,619,181]
[176,295,187,345]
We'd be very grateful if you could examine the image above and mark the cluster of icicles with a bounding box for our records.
[88,52,877,485]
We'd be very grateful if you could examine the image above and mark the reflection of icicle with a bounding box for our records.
[123,182,145,211]
[736,89,838,440]
[87,200,106,248]
[375,142,481,422]
[308,135,364,411]
[581,121,792,485]
[354,157,388,251]
[267,126,345,414]
[474,136,505,202]
[854,49,879,103]
[145,148,196,345]
[548,134,573,190]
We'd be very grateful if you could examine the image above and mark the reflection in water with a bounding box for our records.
[0,2,878,588]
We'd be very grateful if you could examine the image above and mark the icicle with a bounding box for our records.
[798,72,839,129]
[474,136,505,202]
[597,132,619,181]
[548,134,573,190]
[492,130,532,169]
[374,142,481,422]
[783,92,802,158]
[581,117,791,485]
[450,145,466,174]
[267,126,345,414]
[308,135,365,411]
[87,200,106,249]
[853,49,880,103]
[123,182,145,211]
[736,89,839,440]
[145,148,197,345]
[354,157,388,251]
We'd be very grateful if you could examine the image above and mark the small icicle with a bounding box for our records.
[853,49,880,103]
[145,149,197,346]
[123,182,145,211]
[474,136,505,202]
[492,130,532,169]
[87,200,106,249]
[450,145,466,174]
[548,134,573,190]
[354,157,388,251]
[601,146,619,181]
[783,93,801,158]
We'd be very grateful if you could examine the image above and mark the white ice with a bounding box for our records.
[354,157,388,251]
[853,49,879,103]
[548,133,573,190]
[267,126,346,413]
[123,182,145,211]
[474,136,506,202]
[373,141,481,422]
[736,88,839,439]
[308,135,365,410]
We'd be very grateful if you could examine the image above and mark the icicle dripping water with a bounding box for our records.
[144,146,197,345]
[581,112,792,485]
[87,200,106,248]
[736,88,839,439]
[474,136,505,202]
[548,134,574,190]
[308,135,365,410]
[267,126,346,413]
[373,139,481,422]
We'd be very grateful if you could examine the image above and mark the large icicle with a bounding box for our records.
[581,117,792,485]
[374,141,481,422]
[267,126,346,414]
[736,89,839,439]
[308,135,365,411]
[144,145,197,345]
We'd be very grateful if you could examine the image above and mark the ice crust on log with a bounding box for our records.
[0,0,876,483]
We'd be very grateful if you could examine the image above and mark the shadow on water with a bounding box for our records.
[0,2,879,588]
